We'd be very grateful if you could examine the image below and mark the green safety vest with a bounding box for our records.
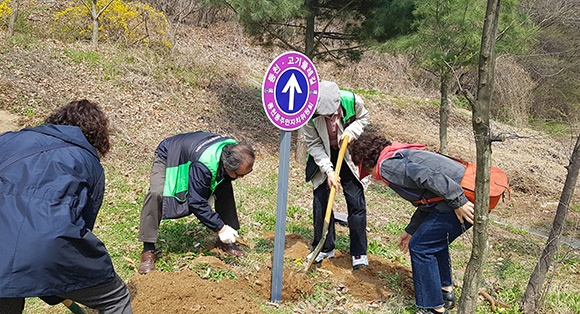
[163,137,237,202]
[339,90,356,128]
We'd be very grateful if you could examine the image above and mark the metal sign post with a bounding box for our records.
[262,51,319,302]
[271,129,291,302]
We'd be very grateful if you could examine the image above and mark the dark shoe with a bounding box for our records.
[138,250,156,274]
[415,308,449,314]
[215,240,245,257]
[442,289,456,309]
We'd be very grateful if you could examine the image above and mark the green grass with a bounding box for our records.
[63,49,102,64]
[529,119,571,136]
[4,31,40,49]
[378,271,407,290]
[546,291,580,314]
[252,209,277,231]
[192,263,237,282]
[505,223,531,236]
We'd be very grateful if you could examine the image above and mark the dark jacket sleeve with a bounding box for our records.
[187,162,225,232]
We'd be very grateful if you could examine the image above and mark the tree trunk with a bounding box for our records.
[458,0,501,313]
[295,2,316,163]
[304,0,315,58]
[522,134,580,313]
[439,73,450,154]
[91,0,99,47]
[7,0,19,37]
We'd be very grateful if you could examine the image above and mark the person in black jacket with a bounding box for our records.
[137,131,255,274]
[0,100,132,313]
[349,132,474,314]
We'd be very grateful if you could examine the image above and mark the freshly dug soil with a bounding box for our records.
[127,234,414,313]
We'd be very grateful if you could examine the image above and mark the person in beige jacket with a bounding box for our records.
[302,80,370,270]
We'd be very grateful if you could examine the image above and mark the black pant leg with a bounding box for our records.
[213,180,240,230]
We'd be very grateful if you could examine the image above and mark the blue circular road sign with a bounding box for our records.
[262,51,319,131]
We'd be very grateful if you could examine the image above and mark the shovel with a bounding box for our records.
[304,134,350,271]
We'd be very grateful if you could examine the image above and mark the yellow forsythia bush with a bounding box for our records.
[0,0,13,26]
[54,0,171,49]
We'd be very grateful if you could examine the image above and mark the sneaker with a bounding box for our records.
[352,255,368,270]
[307,250,334,263]
[415,308,449,314]
[442,289,456,309]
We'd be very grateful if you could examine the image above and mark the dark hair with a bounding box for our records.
[349,132,392,170]
[45,99,110,157]
[222,142,255,171]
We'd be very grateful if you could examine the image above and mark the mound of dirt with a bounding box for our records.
[127,234,414,313]
[128,257,261,314]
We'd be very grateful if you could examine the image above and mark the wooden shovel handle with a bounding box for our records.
[305,134,350,271]
[322,134,350,224]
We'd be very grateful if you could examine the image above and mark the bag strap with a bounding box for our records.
[0,142,72,172]
[412,195,444,206]
[390,182,442,207]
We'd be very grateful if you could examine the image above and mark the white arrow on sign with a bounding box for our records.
[281,74,302,111]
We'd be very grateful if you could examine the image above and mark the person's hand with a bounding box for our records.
[455,201,475,224]
[398,231,412,254]
[340,131,354,144]
[327,170,340,189]
[218,225,239,244]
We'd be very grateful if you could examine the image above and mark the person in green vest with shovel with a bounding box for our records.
[137,131,255,274]
[302,80,370,270]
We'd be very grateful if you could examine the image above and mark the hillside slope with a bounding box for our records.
[1,20,577,234]
[1,12,579,314]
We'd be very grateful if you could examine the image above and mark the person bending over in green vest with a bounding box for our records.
[302,80,370,270]
[138,131,255,274]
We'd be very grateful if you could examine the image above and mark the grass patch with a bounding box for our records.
[546,291,580,313]
[193,263,237,282]
[64,49,102,64]
[529,119,571,136]
[506,223,531,236]
[251,209,277,231]
[378,271,406,290]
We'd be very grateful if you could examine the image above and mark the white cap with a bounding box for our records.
[316,81,340,115]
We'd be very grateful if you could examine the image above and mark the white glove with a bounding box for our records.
[218,225,239,244]
[340,131,354,143]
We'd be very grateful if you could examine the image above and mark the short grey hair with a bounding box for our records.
[222,143,255,171]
